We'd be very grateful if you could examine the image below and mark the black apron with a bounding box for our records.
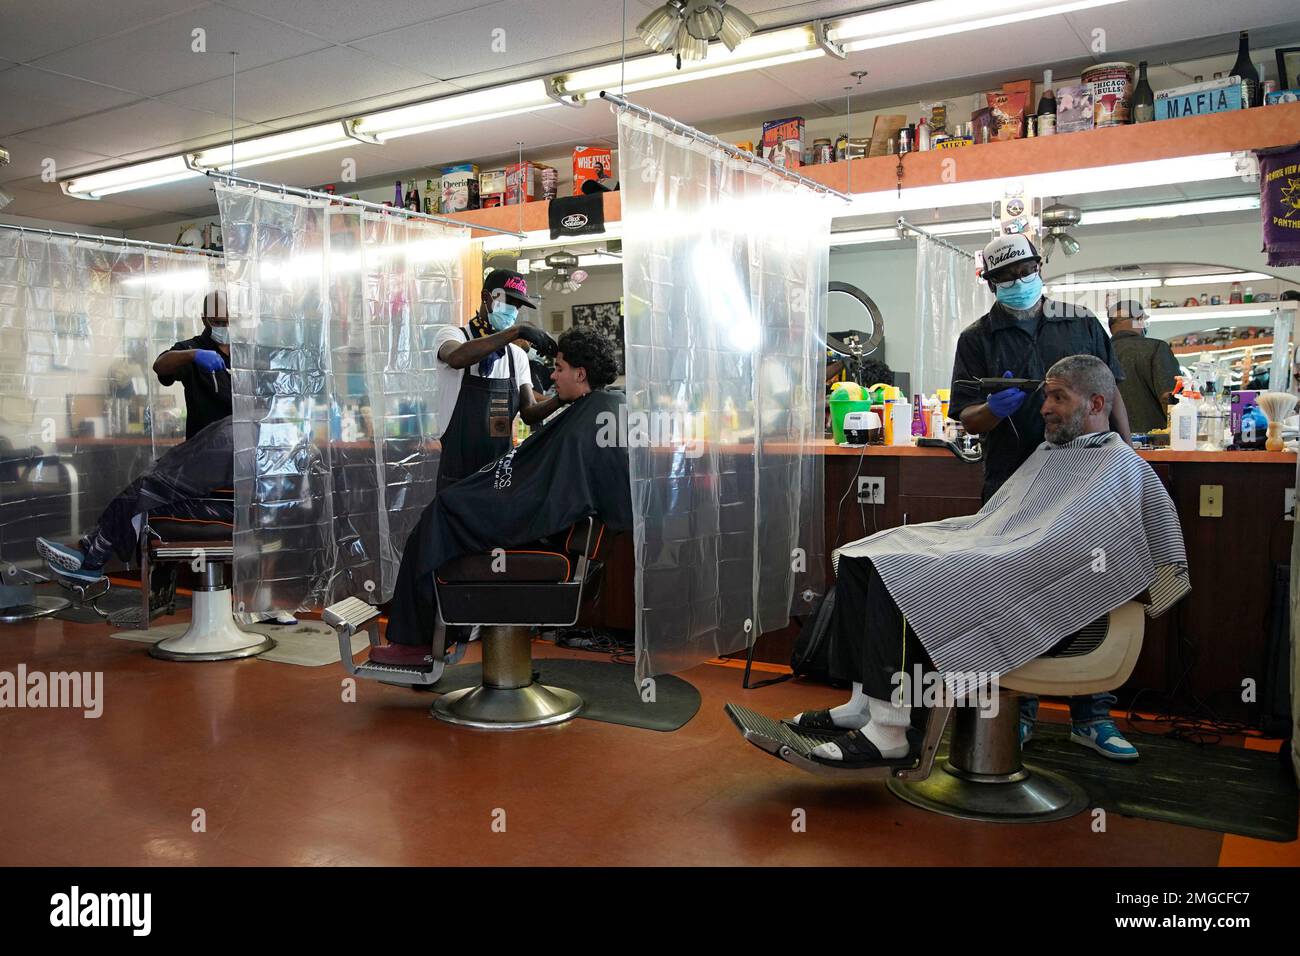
[436,329,519,492]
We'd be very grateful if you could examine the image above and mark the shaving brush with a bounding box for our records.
[1256,391,1298,452]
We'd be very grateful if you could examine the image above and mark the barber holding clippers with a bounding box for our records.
[948,234,1136,761]
[152,290,233,438]
[432,269,558,491]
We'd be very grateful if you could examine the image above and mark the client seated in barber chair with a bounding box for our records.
[369,326,632,667]
[784,355,1189,768]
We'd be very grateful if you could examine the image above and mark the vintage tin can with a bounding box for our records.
[1082,62,1136,127]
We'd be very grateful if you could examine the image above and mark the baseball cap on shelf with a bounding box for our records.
[483,268,538,310]
[979,234,1040,279]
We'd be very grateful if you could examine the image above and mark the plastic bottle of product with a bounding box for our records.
[911,394,926,437]
[1170,394,1198,451]
[1196,391,1225,450]
[1229,282,1243,304]
[891,400,913,446]
[1244,286,1254,303]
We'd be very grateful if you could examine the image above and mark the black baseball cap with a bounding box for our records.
[483,268,538,310]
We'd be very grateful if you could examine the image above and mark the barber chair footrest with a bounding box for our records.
[432,683,582,730]
[354,658,446,686]
[726,703,915,780]
[886,761,1089,823]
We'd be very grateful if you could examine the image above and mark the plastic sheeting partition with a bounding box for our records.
[616,108,829,682]
[912,233,992,397]
[0,230,218,584]
[216,184,467,613]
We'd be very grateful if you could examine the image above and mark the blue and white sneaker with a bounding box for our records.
[36,537,106,585]
[1070,719,1138,761]
[36,537,87,573]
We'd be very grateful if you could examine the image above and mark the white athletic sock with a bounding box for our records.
[861,695,910,757]
[795,681,870,730]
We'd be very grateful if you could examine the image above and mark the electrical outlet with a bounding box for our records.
[858,477,885,504]
[1285,488,1295,521]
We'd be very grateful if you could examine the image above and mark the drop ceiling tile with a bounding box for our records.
[0,138,118,186]
[161,46,440,124]
[24,101,262,160]
[0,193,167,229]
[351,0,625,84]
[0,67,143,138]
[219,0,491,45]
[0,0,208,62]
[29,5,332,97]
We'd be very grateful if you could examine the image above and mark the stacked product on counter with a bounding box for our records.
[440,163,479,213]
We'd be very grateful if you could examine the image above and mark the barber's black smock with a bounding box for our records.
[948,298,1124,501]
[155,330,232,438]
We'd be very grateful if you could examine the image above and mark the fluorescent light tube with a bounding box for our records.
[830,0,1129,52]
[1162,271,1271,286]
[192,126,353,171]
[1080,195,1259,225]
[61,156,200,198]
[1047,278,1161,293]
[353,80,557,142]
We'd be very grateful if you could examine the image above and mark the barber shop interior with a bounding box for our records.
[2,0,1300,900]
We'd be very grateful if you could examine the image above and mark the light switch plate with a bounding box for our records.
[1199,484,1223,518]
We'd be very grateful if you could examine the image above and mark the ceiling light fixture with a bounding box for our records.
[61,156,201,199]
[191,125,354,172]
[1079,195,1260,225]
[829,0,1129,52]
[350,80,558,143]
[1161,271,1272,286]
[638,1,757,64]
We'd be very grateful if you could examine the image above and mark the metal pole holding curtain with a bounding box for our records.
[613,97,831,683]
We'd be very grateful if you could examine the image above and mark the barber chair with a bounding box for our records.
[726,601,1145,824]
[140,489,275,662]
[324,516,607,730]
[0,442,80,622]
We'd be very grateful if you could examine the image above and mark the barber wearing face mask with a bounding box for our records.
[949,234,1131,503]
[948,234,1135,761]
[432,268,558,491]
[152,289,233,439]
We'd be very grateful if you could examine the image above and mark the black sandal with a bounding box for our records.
[782,709,851,734]
[807,729,919,769]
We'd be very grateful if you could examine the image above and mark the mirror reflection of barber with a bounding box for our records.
[949,234,1132,503]
[152,289,233,439]
[433,269,559,491]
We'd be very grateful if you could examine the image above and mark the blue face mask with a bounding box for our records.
[994,273,1044,311]
[488,301,518,331]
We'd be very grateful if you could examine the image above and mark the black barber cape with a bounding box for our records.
[385,388,632,643]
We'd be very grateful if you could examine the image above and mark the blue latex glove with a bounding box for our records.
[193,349,225,372]
[987,371,1027,418]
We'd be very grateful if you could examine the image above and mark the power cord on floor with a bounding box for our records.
[546,626,635,665]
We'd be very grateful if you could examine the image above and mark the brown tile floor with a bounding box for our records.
[0,608,1294,867]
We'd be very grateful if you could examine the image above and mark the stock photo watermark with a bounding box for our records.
[0,664,102,719]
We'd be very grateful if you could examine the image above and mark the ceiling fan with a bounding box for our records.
[541,251,584,295]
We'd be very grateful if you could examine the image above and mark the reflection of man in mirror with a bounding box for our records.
[1108,299,1180,433]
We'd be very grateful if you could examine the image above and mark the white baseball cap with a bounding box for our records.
[980,234,1040,278]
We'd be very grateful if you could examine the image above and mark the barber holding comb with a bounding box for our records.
[948,233,1137,761]
[432,268,558,491]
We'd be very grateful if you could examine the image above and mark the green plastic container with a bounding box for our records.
[829,391,873,444]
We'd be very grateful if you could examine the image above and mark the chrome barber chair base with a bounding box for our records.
[148,587,275,662]
[0,595,71,624]
[887,760,1089,823]
[432,683,582,730]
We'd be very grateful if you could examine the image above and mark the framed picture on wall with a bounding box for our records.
[571,301,625,374]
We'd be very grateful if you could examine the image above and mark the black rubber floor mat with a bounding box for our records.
[1017,722,1297,842]
[428,658,700,732]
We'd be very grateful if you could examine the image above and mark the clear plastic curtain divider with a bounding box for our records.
[215,183,467,614]
[0,229,219,592]
[616,107,830,683]
[912,233,992,398]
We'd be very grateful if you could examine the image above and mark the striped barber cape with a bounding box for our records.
[833,432,1189,683]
